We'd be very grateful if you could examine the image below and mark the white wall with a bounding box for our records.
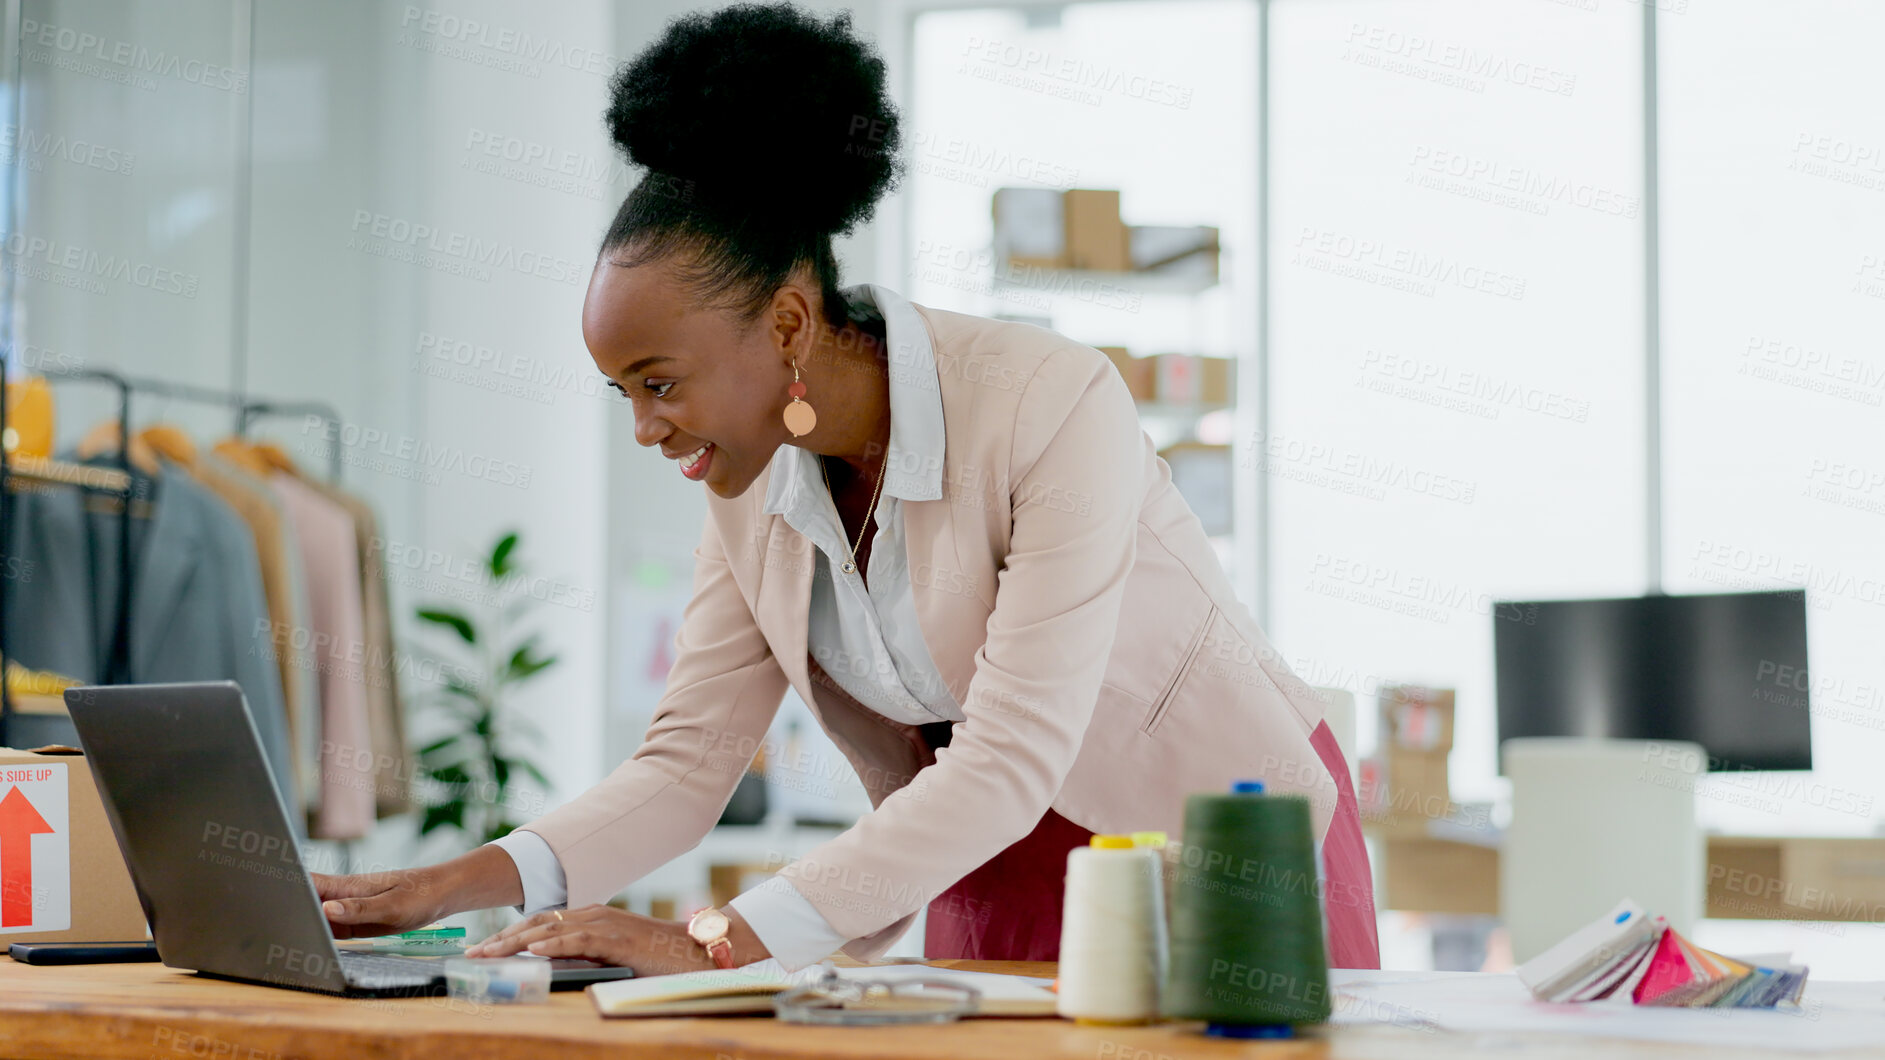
[9,0,248,431]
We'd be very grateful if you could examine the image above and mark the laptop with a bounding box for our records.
[63,681,636,997]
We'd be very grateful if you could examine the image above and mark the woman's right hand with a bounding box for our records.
[311,846,526,939]
[312,868,446,938]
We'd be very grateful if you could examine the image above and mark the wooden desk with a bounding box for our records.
[0,956,1865,1060]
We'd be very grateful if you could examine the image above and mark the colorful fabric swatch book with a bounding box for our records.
[1516,900,1809,1009]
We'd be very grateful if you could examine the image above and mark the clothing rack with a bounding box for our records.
[0,365,344,729]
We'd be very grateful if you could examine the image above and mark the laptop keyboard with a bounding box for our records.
[336,950,442,989]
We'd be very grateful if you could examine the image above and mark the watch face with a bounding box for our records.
[690,908,729,941]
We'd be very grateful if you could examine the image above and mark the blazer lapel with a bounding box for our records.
[750,510,815,705]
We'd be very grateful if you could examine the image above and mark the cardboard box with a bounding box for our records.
[1380,685,1456,753]
[1129,224,1220,282]
[994,188,1135,272]
[1150,354,1234,405]
[0,745,147,943]
[1200,358,1233,404]
[992,187,1065,269]
[1062,189,1130,271]
[1380,837,1500,915]
[1097,346,1157,402]
[1385,749,1451,811]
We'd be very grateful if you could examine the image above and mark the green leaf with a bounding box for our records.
[441,675,484,700]
[518,760,552,791]
[489,532,520,580]
[420,801,464,836]
[492,757,511,789]
[417,748,464,772]
[428,763,472,787]
[502,638,559,683]
[417,734,462,756]
[417,609,476,644]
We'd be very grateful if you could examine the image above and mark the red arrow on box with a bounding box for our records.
[0,786,55,927]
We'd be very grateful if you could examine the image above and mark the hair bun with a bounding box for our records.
[606,3,902,240]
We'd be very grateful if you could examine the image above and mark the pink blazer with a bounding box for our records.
[524,303,1351,960]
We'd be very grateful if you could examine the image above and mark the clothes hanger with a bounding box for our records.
[137,424,198,468]
[45,419,158,518]
[210,438,272,477]
[74,418,161,476]
[251,441,300,476]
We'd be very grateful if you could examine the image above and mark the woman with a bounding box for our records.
[317,2,1377,974]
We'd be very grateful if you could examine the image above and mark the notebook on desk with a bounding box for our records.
[589,962,1058,1017]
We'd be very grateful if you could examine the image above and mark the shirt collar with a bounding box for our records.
[763,283,944,517]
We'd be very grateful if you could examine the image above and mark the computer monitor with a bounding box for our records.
[1494,590,1811,773]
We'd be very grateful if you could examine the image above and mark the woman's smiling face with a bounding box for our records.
[583,258,800,499]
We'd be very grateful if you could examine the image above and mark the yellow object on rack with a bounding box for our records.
[4,376,54,458]
[4,661,82,718]
[5,661,80,697]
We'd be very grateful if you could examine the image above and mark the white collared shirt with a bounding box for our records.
[490,284,957,970]
[762,284,963,727]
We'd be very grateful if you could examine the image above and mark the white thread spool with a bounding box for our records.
[1057,834,1168,1024]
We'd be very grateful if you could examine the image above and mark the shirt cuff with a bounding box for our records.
[486,830,568,916]
[727,875,851,972]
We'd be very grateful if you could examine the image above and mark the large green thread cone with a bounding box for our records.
[1163,790,1331,1027]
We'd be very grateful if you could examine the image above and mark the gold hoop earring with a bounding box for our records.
[782,359,817,437]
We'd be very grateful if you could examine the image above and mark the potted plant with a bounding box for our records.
[412,531,556,848]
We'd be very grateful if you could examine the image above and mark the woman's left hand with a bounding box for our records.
[465,905,767,974]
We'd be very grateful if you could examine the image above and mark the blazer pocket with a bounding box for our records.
[1140,604,1218,735]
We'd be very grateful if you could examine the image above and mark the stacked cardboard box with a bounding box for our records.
[1368,685,1455,836]
[1063,190,1130,271]
[992,188,1129,272]
[1095,347,1233,406]
[1152,354,1234,405]
[1096,346,1156,402]
[993,189,1219,279]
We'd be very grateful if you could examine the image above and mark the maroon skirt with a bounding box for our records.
[922,806,1094,961]
[920,720,1381,968]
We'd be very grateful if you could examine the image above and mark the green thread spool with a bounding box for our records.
[1163,780,1330,1038]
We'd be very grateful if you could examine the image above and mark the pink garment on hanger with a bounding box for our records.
[271,473,375,840]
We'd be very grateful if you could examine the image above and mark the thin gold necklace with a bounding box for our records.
[819,450,890,575]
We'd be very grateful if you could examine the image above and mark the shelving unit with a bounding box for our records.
[975,242,1245,583]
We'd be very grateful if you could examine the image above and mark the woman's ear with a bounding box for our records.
[765,283,820,368]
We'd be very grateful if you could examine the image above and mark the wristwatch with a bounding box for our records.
[686,906,736,969]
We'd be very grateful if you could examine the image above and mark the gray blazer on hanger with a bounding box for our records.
[31,459,299,821]
[2,483,98,684]
[100,463,295,815]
